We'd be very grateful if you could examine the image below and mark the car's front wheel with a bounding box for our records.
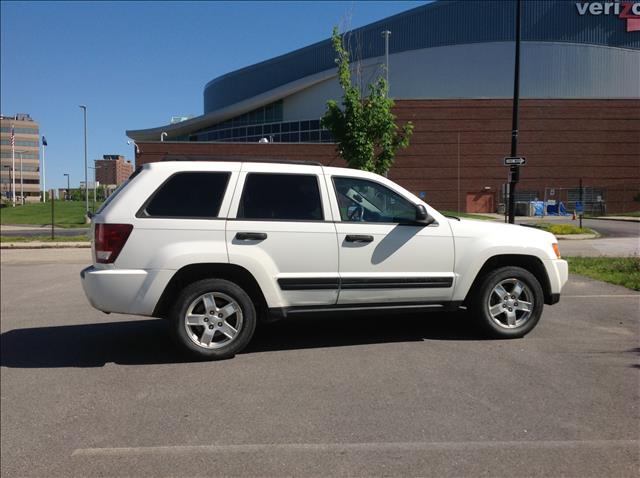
[171,278,256,359]
[470,266,544,338]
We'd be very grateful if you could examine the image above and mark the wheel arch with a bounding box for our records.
[152,263,267,319]
[463,254,553,305]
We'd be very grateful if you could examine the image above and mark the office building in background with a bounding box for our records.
[0,113,40,202]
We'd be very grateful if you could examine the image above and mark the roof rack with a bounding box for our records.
[159,155,324,167]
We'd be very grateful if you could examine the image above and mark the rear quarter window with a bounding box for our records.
[138,172,230,218]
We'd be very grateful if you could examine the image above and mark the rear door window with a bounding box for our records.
[237,173,323,221]
[140,172,230,218]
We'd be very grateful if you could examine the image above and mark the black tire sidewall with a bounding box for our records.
[172,278,256,359]
[473,266,544,338]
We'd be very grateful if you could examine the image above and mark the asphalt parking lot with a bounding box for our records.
[1,249,638,477]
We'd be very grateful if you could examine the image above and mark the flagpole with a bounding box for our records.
[11,124,16,207]
[42,137,47,203]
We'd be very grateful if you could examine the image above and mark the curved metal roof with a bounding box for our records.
[204,0,639,113]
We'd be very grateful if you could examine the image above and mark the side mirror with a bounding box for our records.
[415,204,436,225]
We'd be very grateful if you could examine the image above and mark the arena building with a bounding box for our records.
[127,0,640,213]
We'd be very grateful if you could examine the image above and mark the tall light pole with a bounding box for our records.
[88,164,101,210]
[41,136,47,202]
[10,124,15,207]
[16,150,26,204]
[63,173,70,201]
[382,30,391,93]
[2,165,11,201]
[79,105,88,216]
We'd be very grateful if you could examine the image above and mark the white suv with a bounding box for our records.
[81,160,568,359]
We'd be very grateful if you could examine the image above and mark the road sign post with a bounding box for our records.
[507,0,522,224]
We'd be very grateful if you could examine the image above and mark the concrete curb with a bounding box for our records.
[1,242,91,249]
[589,216,640,223]
[556,233,598,240]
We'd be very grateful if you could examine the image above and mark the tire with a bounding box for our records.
[469,266,544,339]
[171,278,256,359]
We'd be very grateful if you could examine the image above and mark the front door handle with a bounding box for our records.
[345,234,374,243]
[235,232,267,241]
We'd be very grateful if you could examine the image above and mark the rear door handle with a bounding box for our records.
[235,232,267,241]
[345,234,374,243]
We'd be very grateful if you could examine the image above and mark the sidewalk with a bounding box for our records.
[1,241,91,249]
[479,214,640,223]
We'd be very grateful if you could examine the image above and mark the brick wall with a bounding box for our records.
[135,99,640,213]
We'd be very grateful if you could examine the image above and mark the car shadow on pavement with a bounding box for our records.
[0,311,484,368]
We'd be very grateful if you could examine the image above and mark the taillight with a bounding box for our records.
[95,224,133,264]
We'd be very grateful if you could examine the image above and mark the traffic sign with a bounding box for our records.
[504,156,526,166]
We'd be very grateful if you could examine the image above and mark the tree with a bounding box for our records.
[321,26,414,176]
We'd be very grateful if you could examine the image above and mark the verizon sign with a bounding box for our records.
[575,2,640,31]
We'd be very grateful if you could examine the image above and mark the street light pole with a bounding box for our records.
[17,150,25,204]
[382,30,391,93]
[88,164,101,211]
[42,136,47,202]
[79,105,88,216]
[63,173,70,200]
[2,165,10,201]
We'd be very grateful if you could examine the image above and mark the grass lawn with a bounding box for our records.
[0,201,101,227]
[0,234,90,243]
[531,223,596,235]
[566,256,640,291]
[440,211,496,221]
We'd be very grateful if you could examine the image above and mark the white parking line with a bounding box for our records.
[72,439,639,457]
[563,295,639,298]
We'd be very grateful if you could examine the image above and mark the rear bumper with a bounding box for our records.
[81,266,172,316]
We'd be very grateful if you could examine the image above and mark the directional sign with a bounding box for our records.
[504,156,526,166]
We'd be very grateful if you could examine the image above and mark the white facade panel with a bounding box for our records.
[282,42,640,121]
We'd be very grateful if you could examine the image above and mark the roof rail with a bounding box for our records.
[159,155,324,167]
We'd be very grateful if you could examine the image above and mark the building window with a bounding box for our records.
[183,99,334,144]
[0,140,39,147]
[0,127,39,134]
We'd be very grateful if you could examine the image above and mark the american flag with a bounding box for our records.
[10,124,15,147]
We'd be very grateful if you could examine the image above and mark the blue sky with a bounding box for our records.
[1,1,426,190]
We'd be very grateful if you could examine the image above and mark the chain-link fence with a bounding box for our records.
[498,184,640,215]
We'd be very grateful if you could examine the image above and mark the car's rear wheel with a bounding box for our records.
[171,278,256,359]
[470,266,544,338]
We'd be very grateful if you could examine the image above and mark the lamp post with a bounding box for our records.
[63,173,70,201]
[88,164,102,211]
[2,165,11,201]
[382,30,391,92]
[16,150,26,204]
[41,136,47,202]
[79,105,88,216]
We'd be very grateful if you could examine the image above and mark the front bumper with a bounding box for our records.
[81,265,173,317]
[543,258,569,303]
